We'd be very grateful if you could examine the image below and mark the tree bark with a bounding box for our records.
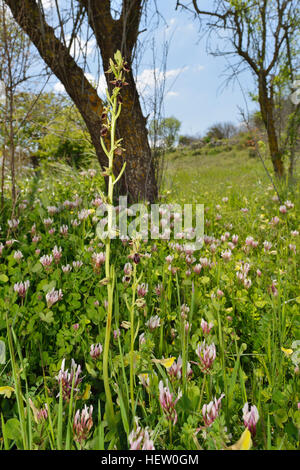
[4,0,158,203]
[258,74,285,177]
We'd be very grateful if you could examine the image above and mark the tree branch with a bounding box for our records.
[4,0,103,125]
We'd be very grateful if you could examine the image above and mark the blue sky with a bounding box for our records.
[141,1,257,136]
[45,0,257,137]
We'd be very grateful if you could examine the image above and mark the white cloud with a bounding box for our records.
[166,91,179,98]
[41,0,55,10]
[136,67,188,96]
[53,81,65,93]
[65,35,96,59]
[53,72,107,96]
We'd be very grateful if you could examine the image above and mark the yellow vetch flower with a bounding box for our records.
[0,386,15,398]
[281,347,293,356]
[227,429,252,450]
[82,384,91,400]
[152,357,176,369]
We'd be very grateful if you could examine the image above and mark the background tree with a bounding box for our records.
[149,116,181,149]
[0,1,39,211]
[13,91,93,168]
[176,0,300,178]
[206,121,238,140]
[4,0,158,202]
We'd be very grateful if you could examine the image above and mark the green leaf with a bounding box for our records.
[39,311,54,324]
[0,274,9,283]
[255,300,267,308]
[5,418,21,441]
[31,262,43,273]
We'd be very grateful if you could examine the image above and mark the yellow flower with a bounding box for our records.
[152,357,176,369]
[227,429,252,450]
[82,384,91,400]
[281,347,293,356]
[0,386,15,398]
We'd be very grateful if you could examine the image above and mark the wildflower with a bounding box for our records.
[113,329,121,340]
[47,206,58,215]
[242,403,259,437]
[0,243,4,255]
[48,228,56,235]
[43,218,53,227]
[90,343,103,360]
[202,394,225,427]
[232,234,239,244]
[269,279,278,296]
[289,244,296,255]
[6,239,17,246]
[14,280,30,298]
[146,315,161,331]
[72,260,83,269]
[181,304,190,315]
[78,209,90,220]
[291,230,299,237]
[154,283,163,296]
[263,240,272,252]
[158,380,182,425]
[60,225,69,236]
[73,323,79,331]
[73,405,93,444]
[139,333,146,346]
[196,341,216,372]
[284,200,294,209]
[138,373,150,388]
[92,197,103,207]
[270,216,280,226]
[200,319,214,335]
[8,218,19,229]
[133,253,140,264]
[227,429,252,450]
[241,208,248,213]
[62,264,72,273]
[91,252,105,271]
[124,262,132,276]
[221,249,232,261]
[165,255,174,264]
[137,283,148,297]
[29,399,48,423]
[13,250,23,261]
[46,288,63,308]
[40,254,53,268]
[167,356,193,381]
[52,245,62,263]
[71,219,80,227]
[129,418,155,450]
[55,358,82,400]
[32,235,41,243]
[200,257,210,267]
[279,205,287,214]
[193,264,202,274]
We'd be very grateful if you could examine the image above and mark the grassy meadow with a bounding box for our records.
[0,140,299,451]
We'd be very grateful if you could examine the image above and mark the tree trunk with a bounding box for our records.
[258,74,285,177]
[4,0,158,203]
[79,0,158,203]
